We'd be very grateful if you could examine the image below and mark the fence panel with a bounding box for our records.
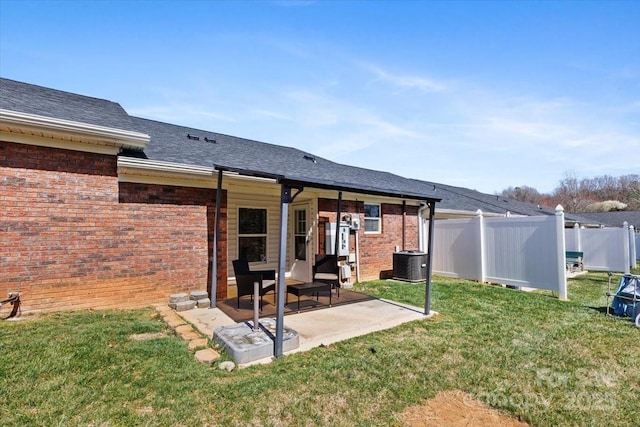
[432,218,480,279]
[580,228,629,272]
[484,216,562,291]
[565,227,580,252]
[431,209,566,297]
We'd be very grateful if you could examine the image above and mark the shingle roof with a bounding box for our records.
[2,77,603,218]
[125,116,441,200]
[0,78,138,131]
[576,211,640,229]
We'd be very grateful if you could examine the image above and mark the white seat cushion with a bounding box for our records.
[314,273,338,281]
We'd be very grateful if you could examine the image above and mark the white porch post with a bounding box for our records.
[623,222,631,274]
[475,209,485,283]
[629,225,637,269]
[556,205,568,301]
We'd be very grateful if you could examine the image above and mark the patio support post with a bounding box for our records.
[210,169,223,308]
[424,201,436,315]
[275,185,295,357]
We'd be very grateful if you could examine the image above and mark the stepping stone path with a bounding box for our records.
[156,290,222,366]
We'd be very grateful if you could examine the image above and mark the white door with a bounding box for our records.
[290,203,312,282]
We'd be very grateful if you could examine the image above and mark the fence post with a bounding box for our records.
[475,209,485,283]
[623,222,631,274]
[556,205,568,300]
[629,225,637,269]
[573,222,581,252]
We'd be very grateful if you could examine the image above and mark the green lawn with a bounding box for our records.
[1,270,638,426]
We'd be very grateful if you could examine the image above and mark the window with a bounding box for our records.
[238,208,267,262]
[364,203,381,233]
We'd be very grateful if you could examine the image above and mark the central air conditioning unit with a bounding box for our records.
[393,251,427,282]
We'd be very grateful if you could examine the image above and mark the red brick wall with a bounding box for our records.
[318,198,420,281]
[0,141,227,313]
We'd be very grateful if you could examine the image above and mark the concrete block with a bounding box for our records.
[169,293,189,304]
[174,300,196,312]
[190,290,209,301]
[196,298,211,308]
[213,318,299,365]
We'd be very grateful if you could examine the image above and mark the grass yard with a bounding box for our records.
[1,270,639,426]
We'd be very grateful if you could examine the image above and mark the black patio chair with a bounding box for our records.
[232,258,276,310]
[313,254,340,297]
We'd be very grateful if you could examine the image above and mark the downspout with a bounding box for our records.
[210,169,223,308]
[402,200,406,250]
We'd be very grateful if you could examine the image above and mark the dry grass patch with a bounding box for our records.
[400,390,530,427]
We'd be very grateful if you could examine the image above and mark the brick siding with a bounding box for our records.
[0,141,227,313]
[318,198,420,281]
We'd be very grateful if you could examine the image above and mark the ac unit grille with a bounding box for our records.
[393,251,427,282]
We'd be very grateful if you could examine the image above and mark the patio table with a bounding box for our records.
[286,282,332,312]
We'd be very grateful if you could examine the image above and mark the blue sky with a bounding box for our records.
[1,0,638,194]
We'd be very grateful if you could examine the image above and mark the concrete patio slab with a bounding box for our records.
[178,298,435,366]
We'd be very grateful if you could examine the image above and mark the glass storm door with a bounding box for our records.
[290,205,311,282]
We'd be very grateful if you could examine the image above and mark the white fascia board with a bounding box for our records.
[118,156,276,192]
[0,109,150,150]
[118,156,214,176]
[118,157,279,189]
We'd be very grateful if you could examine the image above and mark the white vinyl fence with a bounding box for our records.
[428,207,568,299]
[565,223,634,272]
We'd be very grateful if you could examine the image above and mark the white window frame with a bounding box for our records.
[364,202,381,234]
[238,207,268,263]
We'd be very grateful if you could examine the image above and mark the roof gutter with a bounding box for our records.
[119,157,214,176]
[0,109,150,150]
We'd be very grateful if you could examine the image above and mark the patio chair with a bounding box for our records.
[313,254,340,297]
[232,258,276,310]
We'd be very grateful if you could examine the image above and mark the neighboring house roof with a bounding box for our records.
[409,179,589,223]
[0,78,138,132]
[576,211,640,229]
[419,180,554,215]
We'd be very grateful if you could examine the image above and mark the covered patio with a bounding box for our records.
[209,163,441,358]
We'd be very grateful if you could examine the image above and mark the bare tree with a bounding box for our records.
[499,185,542,203]
[500,173,640,212]
[552,171,594,213]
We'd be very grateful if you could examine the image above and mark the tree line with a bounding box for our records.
[499,173,640,213]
